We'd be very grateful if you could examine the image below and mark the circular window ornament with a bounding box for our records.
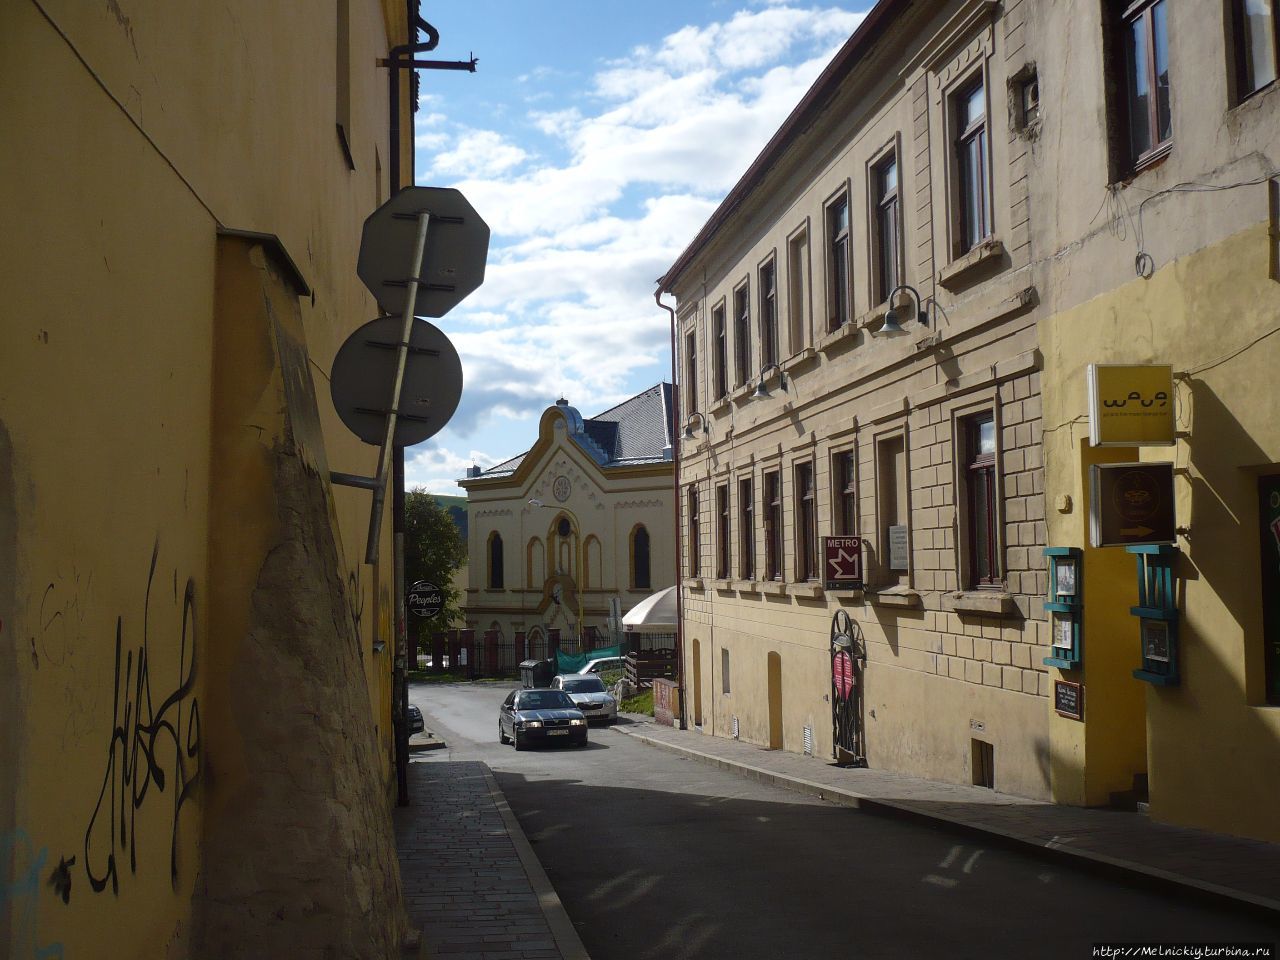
[553,475,571,502]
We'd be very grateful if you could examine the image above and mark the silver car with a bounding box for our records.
[552,673,618,725]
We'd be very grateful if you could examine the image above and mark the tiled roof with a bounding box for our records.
[467,383,672,481]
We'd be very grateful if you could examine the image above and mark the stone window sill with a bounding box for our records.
[760,580,787,597]
[817,319,858,354]
[787,581,824,599]
[782,347,817,375]
[734,579,760,595]
[683,577,705,590]
[713,578,735,592]
[942,590,1017,616]
[938,237,1005,292]
[869,585,920,608]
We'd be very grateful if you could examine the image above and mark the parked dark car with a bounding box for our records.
[407,703,425,735]
[498,688,588,750]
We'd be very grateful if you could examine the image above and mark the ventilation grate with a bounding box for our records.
[803,725,814,756]
[731,715,740,740]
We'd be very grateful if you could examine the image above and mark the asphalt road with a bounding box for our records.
[410,681,1278,960]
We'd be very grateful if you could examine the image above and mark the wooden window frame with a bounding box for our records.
[763,470,783,581]
[833,449,858,537]
[738,476,755,580]
[872,148,902,304]
[794,460,817,581]
[953,73,991,256]
[733,281,752,389]
[825,190,852,331]
[759,256,779,369]
[1117,0,1172,173]
[686,485,701,578]
[962,411,1003,589]
[1233,0,1279,101]
[684,328,699,416]
[786,223,810,357]
[716,484,731,580]
[712,300,729,401]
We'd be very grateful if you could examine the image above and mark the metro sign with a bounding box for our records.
[824,536,864,591]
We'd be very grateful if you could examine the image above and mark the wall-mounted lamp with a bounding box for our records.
[751,362,788,401]
[876,284,933,338]
[682,411,708,440]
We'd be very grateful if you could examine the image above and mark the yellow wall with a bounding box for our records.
[1,0,410,955]
[1041,223,1280,840]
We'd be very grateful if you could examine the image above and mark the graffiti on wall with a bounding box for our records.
[75,543,201,898]
[1,830,65,959]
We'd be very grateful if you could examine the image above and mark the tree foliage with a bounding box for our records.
[404,487,468,636]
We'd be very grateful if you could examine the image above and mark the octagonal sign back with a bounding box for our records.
[357,186,490,318]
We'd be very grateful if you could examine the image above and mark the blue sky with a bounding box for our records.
[405,0,868,494]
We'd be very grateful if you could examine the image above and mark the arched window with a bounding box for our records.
[632,525,651,589]
[488,532,504,589]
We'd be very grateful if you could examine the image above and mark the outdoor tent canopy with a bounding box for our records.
[622,585,677,632]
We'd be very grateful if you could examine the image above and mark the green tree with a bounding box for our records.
[404,488,468,655]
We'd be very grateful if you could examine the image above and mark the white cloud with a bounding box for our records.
[431,130,529,178]
[414,4,866,449]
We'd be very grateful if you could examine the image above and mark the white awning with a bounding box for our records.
[622,585,677,631]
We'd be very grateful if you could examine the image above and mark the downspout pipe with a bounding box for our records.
[654,288,686,729]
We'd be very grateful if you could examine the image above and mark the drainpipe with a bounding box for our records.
[654,288,686,729]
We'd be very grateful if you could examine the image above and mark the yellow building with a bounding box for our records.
[1032,0,1280,841]
[1,0,428,955]
[461,388,676,658]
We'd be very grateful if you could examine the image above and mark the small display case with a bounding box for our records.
[1043,547,1083,670]
[1128,544,1180,685]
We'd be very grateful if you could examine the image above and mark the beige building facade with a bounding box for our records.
[661,0,1053,798]
[461,388,676,655]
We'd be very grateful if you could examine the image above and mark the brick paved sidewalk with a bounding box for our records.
[394,760,590,960]
[614,716,1280,919]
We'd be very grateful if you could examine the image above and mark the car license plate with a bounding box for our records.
[547,729,569,736]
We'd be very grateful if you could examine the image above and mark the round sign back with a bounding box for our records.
[330,315,463,446]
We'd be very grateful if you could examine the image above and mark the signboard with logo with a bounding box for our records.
[823,536,864,591]
[407,580,444,619]
[1090,462,1176,547]
[1087,363,1175,447]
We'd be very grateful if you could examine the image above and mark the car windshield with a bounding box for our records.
[561,676,606,693]
[517,691,574,710]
